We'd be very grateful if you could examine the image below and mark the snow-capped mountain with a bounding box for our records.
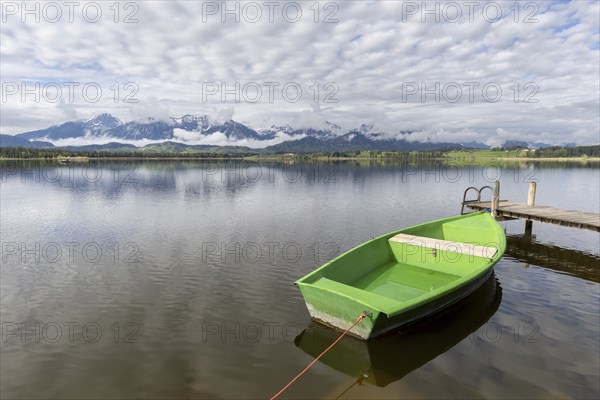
[18,113,122,140]
[17,114,267,143]
[11,113,491,151]
[14,114,352,145]
[259,121,342,140]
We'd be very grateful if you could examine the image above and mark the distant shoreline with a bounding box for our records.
[2,144,598,162]
[497,157,600,161]
[1,156,598,162]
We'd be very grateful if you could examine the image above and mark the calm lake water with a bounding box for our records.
[1,160,599,399]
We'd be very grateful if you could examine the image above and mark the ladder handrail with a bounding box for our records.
[461,185,494,214]
[478,185,494,201]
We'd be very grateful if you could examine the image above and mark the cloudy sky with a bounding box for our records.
[1,0,599,145]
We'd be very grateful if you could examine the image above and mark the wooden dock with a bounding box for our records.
[462,182,600,232]
[464,200,600,232]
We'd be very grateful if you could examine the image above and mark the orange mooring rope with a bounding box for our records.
[270,311,370,400]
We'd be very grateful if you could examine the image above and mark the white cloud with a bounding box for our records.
[213,108,235,124]
[56,99,79,121]
[0,0,598,145]
[171,128,306,149]
[41,135,166,148]
[129,96,172,122]
[172,128,202,142]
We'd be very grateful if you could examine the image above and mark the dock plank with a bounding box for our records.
[464,201,600,232]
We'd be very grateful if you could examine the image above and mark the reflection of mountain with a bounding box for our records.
[294,273,502,387]
[506,235,600,283]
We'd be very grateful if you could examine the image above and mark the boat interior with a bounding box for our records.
[303,214,501,309]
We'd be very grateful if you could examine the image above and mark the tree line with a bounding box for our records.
[525,145,599,158]
[1,145,597,160]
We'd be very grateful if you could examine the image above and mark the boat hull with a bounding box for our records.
[303,268,494,339]
[295,273,502,386]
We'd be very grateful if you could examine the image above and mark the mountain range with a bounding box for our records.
[1,114,556,152]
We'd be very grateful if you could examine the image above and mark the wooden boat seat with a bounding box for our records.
[388,234,498,259]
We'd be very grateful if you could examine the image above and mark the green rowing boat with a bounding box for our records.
[295,212,506,340]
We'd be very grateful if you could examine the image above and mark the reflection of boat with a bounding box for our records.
[506,235,600,283]
[296,212,506,339]
[295,273,502,387]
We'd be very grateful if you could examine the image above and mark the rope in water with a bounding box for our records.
[270,311,370,400]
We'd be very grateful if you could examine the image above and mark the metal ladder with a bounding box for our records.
[461,185,493,215]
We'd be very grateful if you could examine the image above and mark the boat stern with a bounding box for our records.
[297,282,380,340]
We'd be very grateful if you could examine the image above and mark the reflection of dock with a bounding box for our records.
[295,274,501,388]
[506,235,600,283]
[462,182,600,232]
